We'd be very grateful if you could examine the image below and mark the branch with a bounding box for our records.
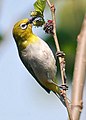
[46,0,72,120]
[71,14,86,120]
[47,0,65,85]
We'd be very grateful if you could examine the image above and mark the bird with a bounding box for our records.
[12,18,66,106]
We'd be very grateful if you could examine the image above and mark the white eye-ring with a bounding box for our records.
[20,23,27,30]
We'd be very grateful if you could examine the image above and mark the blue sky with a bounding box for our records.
[0,0,86,120]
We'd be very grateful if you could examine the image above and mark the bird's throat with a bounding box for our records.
[18,34,39,50]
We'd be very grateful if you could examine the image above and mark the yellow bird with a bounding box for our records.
[12,19,65,106]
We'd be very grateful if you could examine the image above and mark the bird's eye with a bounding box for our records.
[20,23,27,30]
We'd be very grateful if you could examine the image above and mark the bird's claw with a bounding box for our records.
[59,85,68,97]
[56,51,65,58]
[59,84,68,91]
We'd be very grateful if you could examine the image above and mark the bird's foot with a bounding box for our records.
[59,84,68,91]
[56,51,65,58]
[59,85,68,98]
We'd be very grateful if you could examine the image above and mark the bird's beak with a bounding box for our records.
[26,16,37,25]
[26,19,30,25]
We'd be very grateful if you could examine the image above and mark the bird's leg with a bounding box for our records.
[56,51,68,91]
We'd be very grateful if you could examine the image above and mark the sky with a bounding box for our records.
[0,0,86,120]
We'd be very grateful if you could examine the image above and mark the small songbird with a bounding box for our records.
[12,19,65,106]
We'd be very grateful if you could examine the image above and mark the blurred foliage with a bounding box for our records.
[45,0,86,79]
[0,34,3,42]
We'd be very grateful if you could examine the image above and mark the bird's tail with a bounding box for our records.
[46,79,70,107]
[53,91,66,107]
[53,91,71,107]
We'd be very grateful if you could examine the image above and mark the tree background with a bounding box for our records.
[0,0,86,120]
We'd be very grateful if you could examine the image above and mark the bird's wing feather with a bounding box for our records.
[19,53,50,93]
[27,63,50,93]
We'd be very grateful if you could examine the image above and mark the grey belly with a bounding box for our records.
[20,39,57,82]
[28,57,56,82]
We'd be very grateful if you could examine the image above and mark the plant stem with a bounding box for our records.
[71,14,86,120]
[47,0,65,85]
[46,0,72,120]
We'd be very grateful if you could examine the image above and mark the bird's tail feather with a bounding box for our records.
[53,92,71,107]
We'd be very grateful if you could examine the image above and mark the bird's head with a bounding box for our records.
[13,19,32,41]
[12,19,34,49]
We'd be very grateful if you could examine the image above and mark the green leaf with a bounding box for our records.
[34,0,47,15]
[30,0,46,27]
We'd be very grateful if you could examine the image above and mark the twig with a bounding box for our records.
[71,14,86,120]
[46,0,72,120]
[47,0,65,86]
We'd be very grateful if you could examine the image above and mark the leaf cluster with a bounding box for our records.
[30,0,47,27]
